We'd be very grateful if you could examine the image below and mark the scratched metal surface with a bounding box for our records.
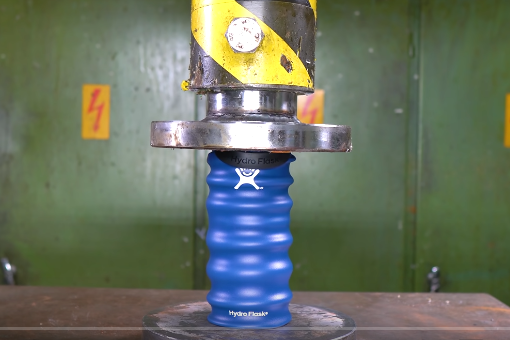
[0,287,509,340]
[0,0,196,288]
[416,0,510,304]
[142,302,356,340]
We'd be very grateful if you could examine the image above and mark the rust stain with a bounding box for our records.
[280,54,293,73]
[193,55,204,86]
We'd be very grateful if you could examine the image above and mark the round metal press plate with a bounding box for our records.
[150,121,352,152]
[142,302,356,340]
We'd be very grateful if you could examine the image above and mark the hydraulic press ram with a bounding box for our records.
[143,0,356,339]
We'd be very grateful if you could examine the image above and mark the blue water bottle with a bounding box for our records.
[206,151,296,328]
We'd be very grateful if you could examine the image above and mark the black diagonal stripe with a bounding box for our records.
[236,0,315,82]
[189,33,242,89]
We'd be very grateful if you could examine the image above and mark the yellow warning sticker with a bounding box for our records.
[82,85,110,140]
[506,94,510,148]
[298,89,324,124]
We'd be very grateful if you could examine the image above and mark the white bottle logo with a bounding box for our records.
[234,168,263,190]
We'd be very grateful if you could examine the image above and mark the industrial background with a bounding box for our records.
[0,0,509,305]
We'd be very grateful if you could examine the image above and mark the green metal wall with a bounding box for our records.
[0,0,197,288]
[289,0,410,292]
[416,0,510,302]
[0,0,509,304]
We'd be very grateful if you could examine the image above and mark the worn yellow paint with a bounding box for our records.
[309,0,317,20]
[191,0,313,89]
[505,94,510,148]
[82,84,110,140]
[181,80,190,91]
[297,89,324,124]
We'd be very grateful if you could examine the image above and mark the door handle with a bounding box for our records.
[1,258,16,285]
[427,266,440,292]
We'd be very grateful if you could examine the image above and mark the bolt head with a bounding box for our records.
[225,17,264,53]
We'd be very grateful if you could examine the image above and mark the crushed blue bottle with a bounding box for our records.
[205,151,296,328]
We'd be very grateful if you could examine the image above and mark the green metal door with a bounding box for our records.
[0,0,196,288]
[289,0,411,292]
[416,0,510,303]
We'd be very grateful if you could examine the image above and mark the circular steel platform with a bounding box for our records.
[142,302,356,340]
[150,121,352,152]
[150,90,352,152]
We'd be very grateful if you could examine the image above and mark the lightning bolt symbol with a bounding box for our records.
[88,88,104,132]
[301,94,318,124]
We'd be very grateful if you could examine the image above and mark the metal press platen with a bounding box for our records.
[151,90,352,152]
[150,0,352,152]
[147,0,356,337]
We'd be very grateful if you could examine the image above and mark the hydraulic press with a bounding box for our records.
[143,0,356,339]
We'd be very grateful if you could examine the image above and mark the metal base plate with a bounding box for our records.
[142,302,356,340]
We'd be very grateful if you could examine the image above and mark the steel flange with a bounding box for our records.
[151,90,352,152]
